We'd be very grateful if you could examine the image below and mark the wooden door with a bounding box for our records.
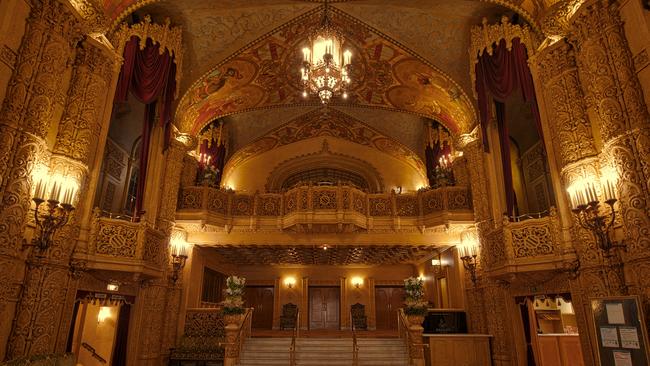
[309,287,340,330]
[375,286,405,330]
[243,286,274,329]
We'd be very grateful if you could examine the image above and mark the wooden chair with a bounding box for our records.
[280,303,298,330]
[351,303,368,330]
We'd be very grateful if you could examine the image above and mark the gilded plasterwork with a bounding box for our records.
[175,6,477,135]
[223,108,425,181]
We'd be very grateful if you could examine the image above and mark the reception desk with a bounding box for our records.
[424,334,492,366]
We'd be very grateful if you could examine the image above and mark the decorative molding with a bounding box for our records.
[0,45,17,69]
[634,49,649,72]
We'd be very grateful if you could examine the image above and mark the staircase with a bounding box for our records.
[237,337,408,366]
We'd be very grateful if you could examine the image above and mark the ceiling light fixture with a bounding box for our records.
[300,3,352,104]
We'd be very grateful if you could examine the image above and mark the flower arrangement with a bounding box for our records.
[221,275,246,315]
[403,277,428,316]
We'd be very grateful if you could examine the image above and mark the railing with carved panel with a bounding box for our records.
[485,207,568,277]
[170,308,226,364]
[176,185,473,231]
[86,208,168,275]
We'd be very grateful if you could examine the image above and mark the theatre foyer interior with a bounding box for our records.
[1,0,650,365]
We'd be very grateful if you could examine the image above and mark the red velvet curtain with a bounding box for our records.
[115,36,176,220]
[475,37,542,216]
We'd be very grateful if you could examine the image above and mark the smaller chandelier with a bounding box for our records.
[300,5,352,104]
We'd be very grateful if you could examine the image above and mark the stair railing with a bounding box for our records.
[223,308,253,366]
[81,342,107,364]
[397,308,428,365]
[290,309,300,366]
[350,311,359,366]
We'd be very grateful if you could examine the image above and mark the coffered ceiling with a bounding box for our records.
[206,244,437,266]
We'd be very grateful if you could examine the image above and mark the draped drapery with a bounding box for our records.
[114,36,177,220]
[475,37,542,216]
[425,139,453,188]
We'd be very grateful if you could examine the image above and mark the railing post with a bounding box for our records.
[223,323,239,366]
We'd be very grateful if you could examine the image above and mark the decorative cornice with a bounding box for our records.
[539,0,585,41]
[68,0,111,34]
[111,15,183,97]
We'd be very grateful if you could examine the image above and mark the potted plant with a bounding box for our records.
[221,275,246,325]
[403,277,428,326]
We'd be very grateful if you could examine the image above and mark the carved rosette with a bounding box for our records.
[570,0,650,257]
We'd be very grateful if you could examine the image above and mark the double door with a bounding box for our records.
[243,286,274,329]
[375,286,406,330]
[309,287,340,330]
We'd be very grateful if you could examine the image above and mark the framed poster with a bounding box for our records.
[590,296,650,366]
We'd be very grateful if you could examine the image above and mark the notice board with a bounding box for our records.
[590,296,650,366]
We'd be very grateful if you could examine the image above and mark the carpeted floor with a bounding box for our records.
[251,329,399,338]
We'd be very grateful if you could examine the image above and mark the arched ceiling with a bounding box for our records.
[100,0,551,178]
[171,5,485,135]
[222,108,427,188]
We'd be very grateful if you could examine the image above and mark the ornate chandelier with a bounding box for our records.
[300,4,352,104]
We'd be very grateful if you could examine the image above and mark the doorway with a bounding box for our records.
[244,286,274,329]
[309,287,340,330]
[517,294,584,366]
[375,286,405,330]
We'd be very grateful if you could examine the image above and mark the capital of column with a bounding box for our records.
[539,0,585,41]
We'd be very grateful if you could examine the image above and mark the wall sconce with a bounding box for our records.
[284,277,297,289]
[567,169,622,253]
[459,228,479,284]
[97,306,112,323]
[29,168,78,252]
[431,251,446,278]
[170,237,189,283]
[351,277,364,289]
[106,282,120,292]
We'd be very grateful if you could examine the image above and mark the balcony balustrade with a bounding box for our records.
[483,207,572,278]
[85,208,168,275]
[176,184,473,233]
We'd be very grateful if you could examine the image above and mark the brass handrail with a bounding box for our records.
[290,309,300,366]
[350,311,359,366]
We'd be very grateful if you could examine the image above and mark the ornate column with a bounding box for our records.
[457,130,490,335]
[0,0,82,250]
[532,38,606,366]
[156,132,197,235]
[0,0,82,358]
[570,0,650,296]
[6,35,118,360]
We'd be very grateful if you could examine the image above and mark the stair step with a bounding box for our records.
[237,337,408,366]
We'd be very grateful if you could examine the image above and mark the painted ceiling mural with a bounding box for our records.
[175,6,477,135]
[223,108,426,181]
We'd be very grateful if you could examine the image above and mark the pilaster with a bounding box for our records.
[570,0,650,308]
